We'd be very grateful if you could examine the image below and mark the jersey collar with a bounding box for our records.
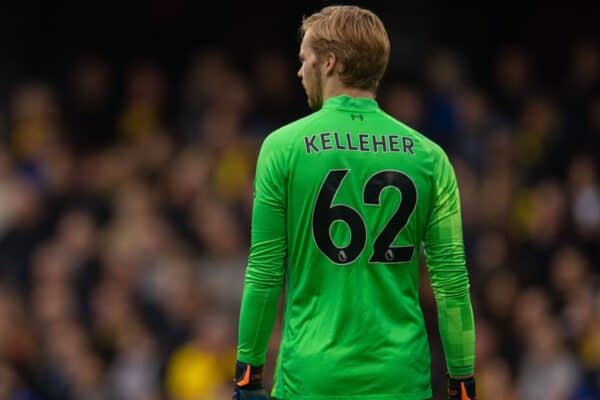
[322,95,380,112]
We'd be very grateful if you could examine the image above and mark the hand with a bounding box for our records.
[448,375,476,399]
[232,388,270,400]
[233,361,269,400]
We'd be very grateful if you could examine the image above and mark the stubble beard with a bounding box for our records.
[307,69,324,110]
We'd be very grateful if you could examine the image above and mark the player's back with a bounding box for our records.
[270,95,444,400]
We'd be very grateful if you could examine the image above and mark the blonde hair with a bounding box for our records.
[300,5,390,91]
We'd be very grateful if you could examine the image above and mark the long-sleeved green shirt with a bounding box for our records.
[237,95,475,400]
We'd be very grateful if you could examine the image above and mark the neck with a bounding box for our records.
[323,80,375,102]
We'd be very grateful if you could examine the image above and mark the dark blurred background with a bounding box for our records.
[0,1,598,399]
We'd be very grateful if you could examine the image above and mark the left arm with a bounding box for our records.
[235,134,288,394]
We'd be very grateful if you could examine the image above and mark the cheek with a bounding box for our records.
[302,66,311,83]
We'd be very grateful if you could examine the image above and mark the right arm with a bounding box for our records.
[423,150,476,381]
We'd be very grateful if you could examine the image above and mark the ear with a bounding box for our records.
[323,52,338,76]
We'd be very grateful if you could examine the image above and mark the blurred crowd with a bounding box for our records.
[0,38,598,400]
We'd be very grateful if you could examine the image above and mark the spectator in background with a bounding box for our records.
[382,82,424,131]
[119,63,166,142]
[165,312,235,400]
[493,46,532,122]
[66,56,116,152]
[423,50,465,150]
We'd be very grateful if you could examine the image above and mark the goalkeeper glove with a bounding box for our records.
[448,375,476,400]
[232,361,269,400]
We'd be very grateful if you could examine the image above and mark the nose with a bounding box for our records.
[297,66,302,79]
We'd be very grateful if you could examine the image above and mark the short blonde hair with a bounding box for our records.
[300,5,390,91]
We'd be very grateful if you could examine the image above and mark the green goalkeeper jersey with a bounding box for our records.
[237,95,475,400]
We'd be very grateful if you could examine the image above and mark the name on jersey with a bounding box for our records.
[304,132,415,155]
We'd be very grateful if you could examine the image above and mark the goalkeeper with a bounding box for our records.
[233,5,476,400]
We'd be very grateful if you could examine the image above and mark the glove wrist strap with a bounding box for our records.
[448,374,476,399]
[234,361,264,390]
